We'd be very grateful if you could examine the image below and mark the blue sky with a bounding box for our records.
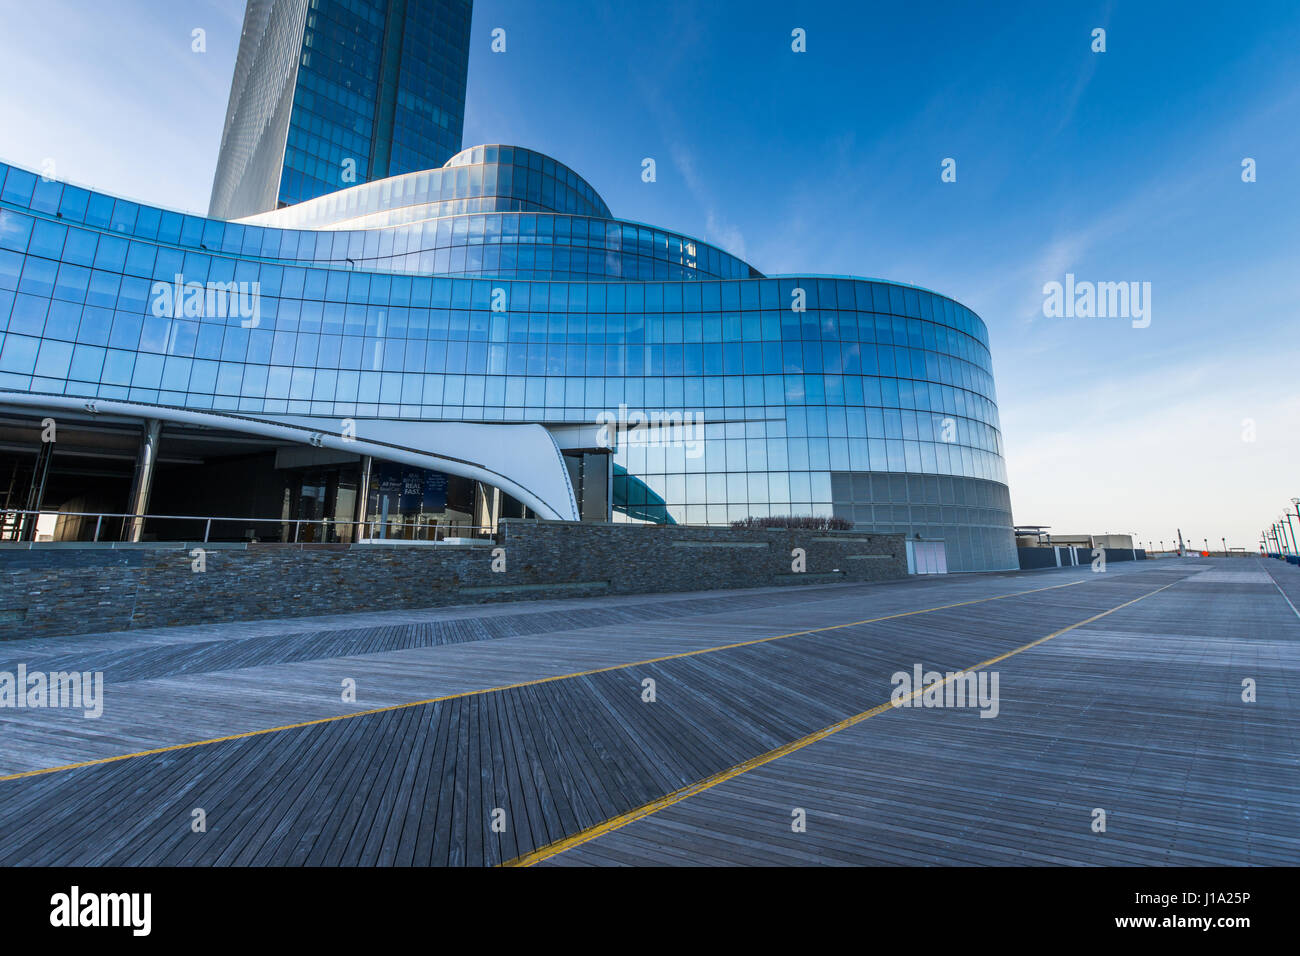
[1,0,1297,550]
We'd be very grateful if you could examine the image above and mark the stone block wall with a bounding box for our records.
[0,520,907,640]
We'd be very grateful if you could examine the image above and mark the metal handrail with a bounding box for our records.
[0,508,493,544]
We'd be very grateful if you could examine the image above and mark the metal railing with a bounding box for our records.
[0,508,494,545]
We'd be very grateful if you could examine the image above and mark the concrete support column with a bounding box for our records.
[323,470,339,542]
[354,455,373,540]
[19,437,54,542]
[473,480,501,532]
[605,452,613,523]
[123,419,162,543]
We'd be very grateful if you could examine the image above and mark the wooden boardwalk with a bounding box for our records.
[0,559,1295,866]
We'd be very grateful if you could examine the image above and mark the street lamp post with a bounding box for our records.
[1285,499,1300,556]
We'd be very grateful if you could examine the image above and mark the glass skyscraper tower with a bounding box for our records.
[208,0,472,221]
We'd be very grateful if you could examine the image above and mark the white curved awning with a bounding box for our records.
[0,393,579,521]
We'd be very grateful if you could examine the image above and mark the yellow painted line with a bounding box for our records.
[503,576,1183,867]
[0,577,1096,784]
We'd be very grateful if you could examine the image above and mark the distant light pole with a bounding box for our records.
[1221,536,1227,556]
[1285,499,1300,556]
[1281,520,1296,556]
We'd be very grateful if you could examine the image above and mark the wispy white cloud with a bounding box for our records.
[669,142,747,260]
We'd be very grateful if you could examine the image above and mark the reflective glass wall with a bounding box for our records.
[0,154,1016,570]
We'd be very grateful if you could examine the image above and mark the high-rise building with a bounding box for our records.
[208,0,472,221]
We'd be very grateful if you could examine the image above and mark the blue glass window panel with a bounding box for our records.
[189,360,218,394]
[207,256,235,285]
[152,248,184,281]
[195,324,224,360]
[133,205,160,240]
[284,366,314,400]
[220,224,243,255]
[44,300,82,341]
[76,307,112,346]
[29,220,67,260]
[53,263,90,303]
[221,327,250,361]
[266,366,290,398]
[217,363,245,395]
[153,211,181,245]
[53,186,88,224]
[242,364,269,397]
[0,211,32,255]
[115,275,148,312]
[78,270,119,310]
[0,333,40,373]
[181,251,212,279]
[1,167,37,205]
[247,329,274,364]
[161,356,192,391]
[8,293,49,335]
[90,234,127,273]
[108,313,142,350]
[303,270,327,301]
[69,344,105,381]
[100,348,135,385]
[130,352,163,389]
[282,267,306,298]
[79,194,113,230]
[139,315,171,353]
[58,228,98,267]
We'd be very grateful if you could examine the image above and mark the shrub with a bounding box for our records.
[729,515,854,531]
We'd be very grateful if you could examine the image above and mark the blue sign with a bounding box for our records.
[376,465,447,513]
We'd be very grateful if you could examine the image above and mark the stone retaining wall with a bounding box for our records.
[0,520,907,639]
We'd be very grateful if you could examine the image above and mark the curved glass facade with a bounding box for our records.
[0,146,1016,570]
[243,145,615,227]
